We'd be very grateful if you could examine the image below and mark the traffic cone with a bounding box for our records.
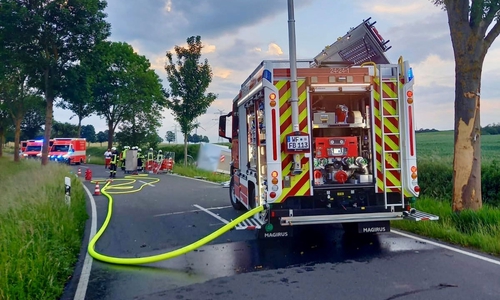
[77,168,82,176]
[94,182,100,196]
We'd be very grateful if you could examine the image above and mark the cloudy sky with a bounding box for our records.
[54,0,500,143]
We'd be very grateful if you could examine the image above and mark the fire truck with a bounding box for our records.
[49,138,87,164]
[218,18,438,237]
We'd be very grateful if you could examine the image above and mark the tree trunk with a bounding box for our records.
[42,69,54,166]
[14,117,22,162]
[184,133,188,166]
[107,123,114,150]
[0,128,4,157]
[452,64,483,212]
[77,116,82,138]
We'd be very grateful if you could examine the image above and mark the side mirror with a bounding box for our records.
[218,112,232,143]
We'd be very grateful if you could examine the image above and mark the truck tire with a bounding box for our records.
[229,177,245,211]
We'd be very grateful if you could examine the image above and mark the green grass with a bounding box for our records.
[172,164,230,183]
[0,157,88,300]
[392,197,500,256]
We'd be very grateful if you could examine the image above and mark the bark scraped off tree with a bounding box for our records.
[452,91,482,212]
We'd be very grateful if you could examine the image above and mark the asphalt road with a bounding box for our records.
[61,164,500,300]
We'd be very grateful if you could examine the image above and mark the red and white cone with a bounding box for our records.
[77,168,82,176]
[94,182,101,196]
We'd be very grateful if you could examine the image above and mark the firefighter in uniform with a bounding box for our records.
[121,146,129,171]
[109,147,119,178]
[137,148,144,172]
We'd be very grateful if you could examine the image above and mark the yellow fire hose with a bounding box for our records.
[87,174,265,265]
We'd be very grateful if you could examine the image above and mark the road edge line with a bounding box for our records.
[391,229,500,266]
[73,184,98,300]
[168,173,223,186]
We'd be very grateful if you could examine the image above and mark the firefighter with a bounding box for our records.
[121,146,129,171]
[157,149,164,162]
[137,148,144,172]
[109,147,119,178]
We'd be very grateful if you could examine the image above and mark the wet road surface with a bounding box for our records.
[62,165,500,300]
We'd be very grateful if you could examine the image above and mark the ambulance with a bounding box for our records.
[23,140,42,159]
[218,18,438,237]
[49,138,87,164]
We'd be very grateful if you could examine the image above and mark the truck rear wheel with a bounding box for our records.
[229,177,244,211]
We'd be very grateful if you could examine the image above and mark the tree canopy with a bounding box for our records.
[164,35,217,165]
[87,41,166,149]
[0,0,111,164]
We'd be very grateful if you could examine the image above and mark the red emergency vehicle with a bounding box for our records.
[49,138,87,164]
[20,141,28,152]
[23,140,43,159]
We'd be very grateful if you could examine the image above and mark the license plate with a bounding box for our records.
[286,136,310,150]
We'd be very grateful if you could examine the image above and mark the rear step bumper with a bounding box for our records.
[279,210,439,226]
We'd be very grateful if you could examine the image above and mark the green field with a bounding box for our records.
[416,130,500,163]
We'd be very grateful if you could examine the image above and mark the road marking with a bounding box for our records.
[139,180,155,187]
[391,229,500,266]
[193,204,230,224]
[153,206,232,217]
[167,173,221,185]
[74,184,97,300]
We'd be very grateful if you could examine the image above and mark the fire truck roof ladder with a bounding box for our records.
[377,64,404,211]
[313,18,391,68]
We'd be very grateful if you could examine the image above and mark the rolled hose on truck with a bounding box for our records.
[87,174,265,265]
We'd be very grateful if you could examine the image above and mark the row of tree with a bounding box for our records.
[1,0,217,165]
[165,131,210,144]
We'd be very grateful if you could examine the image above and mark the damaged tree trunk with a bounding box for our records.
[452,66,483,212]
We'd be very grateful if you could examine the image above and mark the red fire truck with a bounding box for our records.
[219,19,438,237]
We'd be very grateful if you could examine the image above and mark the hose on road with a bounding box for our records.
[87,174,264,265]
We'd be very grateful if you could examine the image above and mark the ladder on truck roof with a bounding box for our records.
[377,64,404,211]
[313,18,391,67]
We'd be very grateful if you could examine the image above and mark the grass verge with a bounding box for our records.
[392,197,500,256]
[0,157,88,300]
[172,164,230,183]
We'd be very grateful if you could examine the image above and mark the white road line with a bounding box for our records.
[74,184,97,300]
[391,229,500,266]
[167,173,221,185]
[138,180,155,187]
[153,205,232,218]
[193,204,230,224]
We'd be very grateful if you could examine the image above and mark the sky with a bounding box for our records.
[53,0,500,144]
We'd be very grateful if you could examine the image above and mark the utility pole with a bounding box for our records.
[172,124,178,144]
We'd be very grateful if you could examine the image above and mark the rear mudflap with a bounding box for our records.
[256,222,294,239]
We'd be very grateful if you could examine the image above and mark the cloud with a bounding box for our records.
[412,54,454,88]
[267,43,284,55]
[105,0,314,54]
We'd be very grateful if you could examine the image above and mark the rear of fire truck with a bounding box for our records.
[219,18,438,237]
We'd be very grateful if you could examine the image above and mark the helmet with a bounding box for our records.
[131,146,137,150]
[111,147,117,151]
[125,146,130,149]
[158,150,162,153]
[149,148,153,151]
[134,146,138,149]
[138,148,142,152]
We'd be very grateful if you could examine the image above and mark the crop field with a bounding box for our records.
[416,130,500,163]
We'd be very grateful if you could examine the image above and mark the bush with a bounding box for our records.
[418,158,500,207]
